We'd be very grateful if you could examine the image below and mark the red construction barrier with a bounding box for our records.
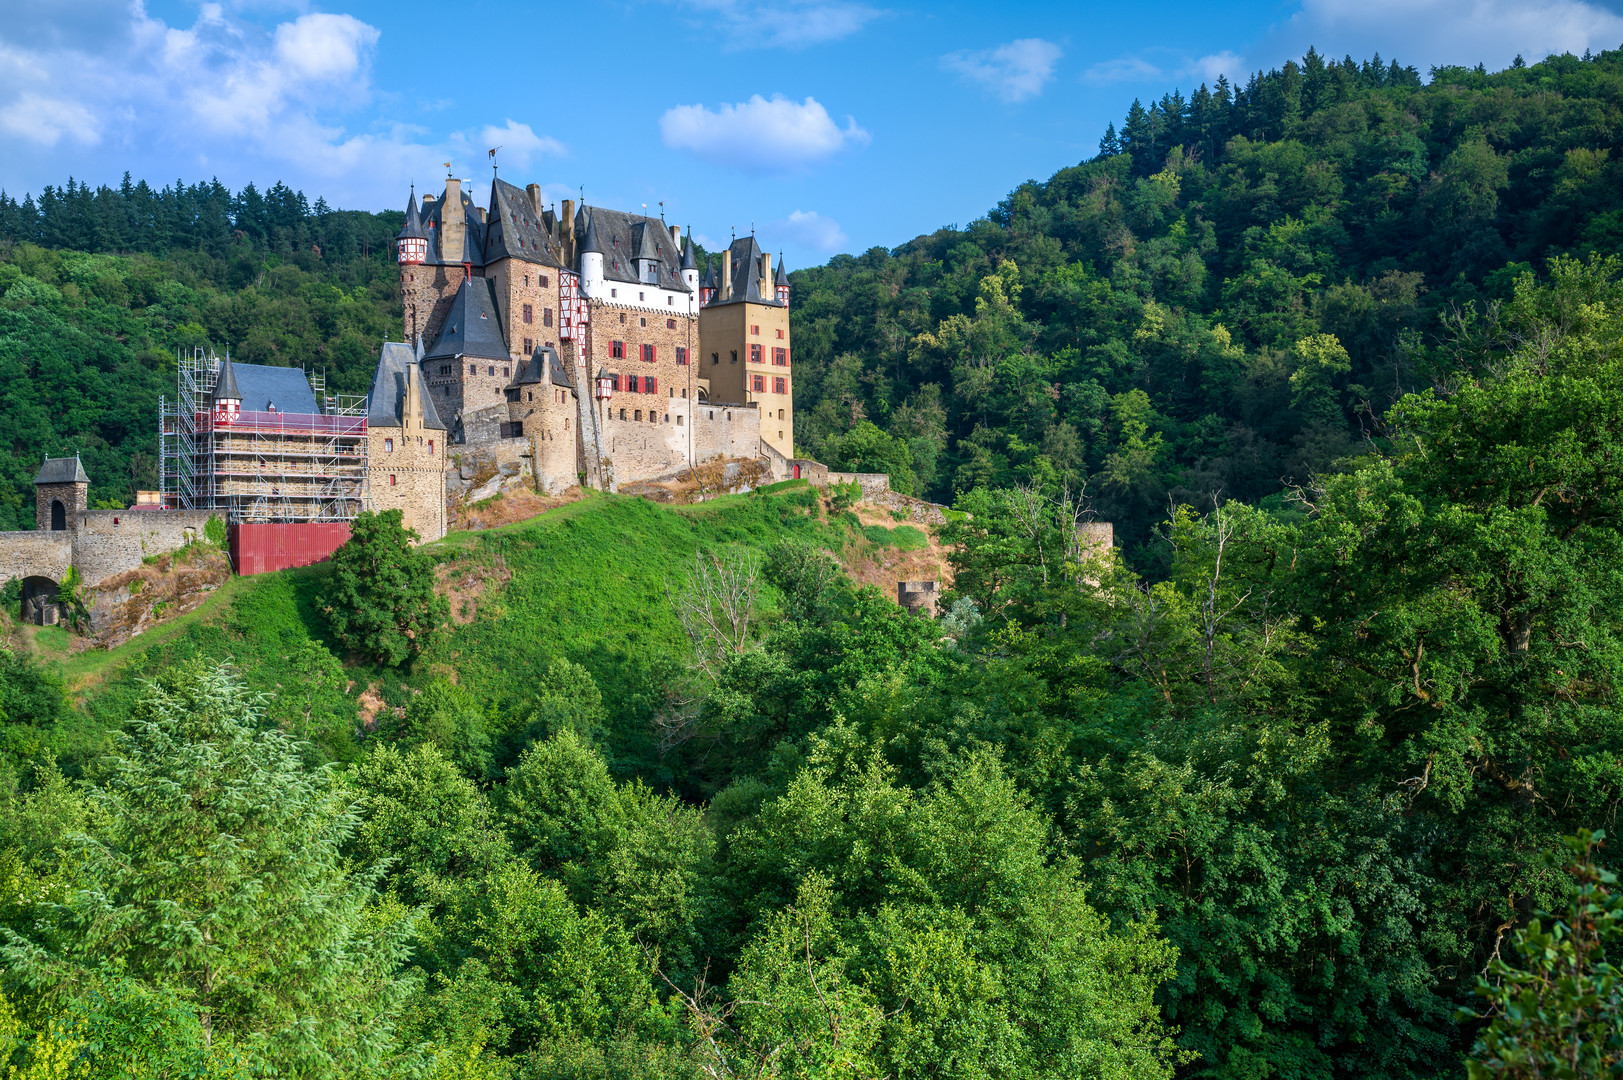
[229,522,352,576]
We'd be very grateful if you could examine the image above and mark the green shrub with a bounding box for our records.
[862,524,894,547]
[203,514,228,552]
[890,525,928,551]
[829,481,861,514]
[0,577,20,613]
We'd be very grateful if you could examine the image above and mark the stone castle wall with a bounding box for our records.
[370,427,446,542]
[0,532,73,584]
[35,481,86,531]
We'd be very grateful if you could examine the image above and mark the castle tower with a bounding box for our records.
[681,237,699,296]
[395,186,428,343]
[698,235,794,458]
[366,342,447,542]
[578,209,604,294]
[35,455,88,531]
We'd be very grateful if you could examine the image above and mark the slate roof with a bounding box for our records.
[35,456,88,485]
[775,253,789,286]
[681,237,697,271]
[214,354,242,400]
[509,344,573,390]
[578,207,603,255]
[397,186,426,241]
[366,342,446,430]
[578,206,691,293]
[228,362,320,413]
[707,235,782,307]
[483,179,563,269]
[423,275,509,361]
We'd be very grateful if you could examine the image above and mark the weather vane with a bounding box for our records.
[443,161,452,177]
[488,146,501,175]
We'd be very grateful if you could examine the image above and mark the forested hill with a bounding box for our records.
[785,47,1623,562]
[2,49,1622,540]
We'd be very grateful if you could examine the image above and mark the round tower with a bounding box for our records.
[578,208,605,295]
[396,185,427,266]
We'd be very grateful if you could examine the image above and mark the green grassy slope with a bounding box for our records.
[41,485,834,778]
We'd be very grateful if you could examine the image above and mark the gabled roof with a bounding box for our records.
[230,362,320,413]
[214,354,242,400]
[484,179,563,269]
[579,206,691,292]
[510,344,573,390]
[35,456,88,485]
[397,186,426,241]
[707,235,782,307]
[423,275,509,361]
[366,342,446,430]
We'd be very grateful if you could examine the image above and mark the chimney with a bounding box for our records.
[526,183,542,215]
[560,198,576,263]
[720,250,732,299]
[670,224,681,247]
[440,179,465,265]
[762,252,772,297]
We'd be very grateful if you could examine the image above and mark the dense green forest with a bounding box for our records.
[3,45,1623,1080]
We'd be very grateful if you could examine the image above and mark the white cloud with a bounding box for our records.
[942,38,1063,102]
[670,0,884,49]
[1193,51,1247,83]
[773,209,847,253]
[478,120,568,171]
[0,91,100,146]
[1082,55,1164,84]
[273,13,377,82]
[1277,0,1623,71]
[660,95,870,173]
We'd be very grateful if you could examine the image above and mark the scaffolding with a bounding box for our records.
[161,348,371,523]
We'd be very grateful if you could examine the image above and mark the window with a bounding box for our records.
[639,316,647,327]
[776,328,785,339]
[773,377,787,394]
[611,288,618,298]
[540,275,549,287]
[750,344,763,363]
[712,353,719,365]
[488,366,496,376]
[528,391,533,401]
[666,318,676,329]
[677,415,683,426]
[667,296,674,306]
[440,364,451,376]
[676,346,688,365]
[752,374,765,392]
[730,350,738,364]
[523,303,534,324]
[778,409,784,419]
[384,438,394,452]
[635,409,643,421]
[389,474,396,486]
[543,308,553,327]
[470,364,478,375]
[611,374,621,391]
[773,347,787,365]
[503,366,510,377]
[523,337,533,353]
[639,293,645,303]
[646,377,658,394]
[750,324,760,335]
[619,312,625,323]
[628,375,640,393]
[619,408,625,419]
[611,340,625,359]
[641,343,656,363]
[429,440,435,454]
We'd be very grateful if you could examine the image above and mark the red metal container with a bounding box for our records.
[229,522,352,576]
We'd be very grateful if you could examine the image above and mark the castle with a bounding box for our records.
[392,175,802,534]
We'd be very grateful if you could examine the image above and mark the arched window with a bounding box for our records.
[50,500,65,531]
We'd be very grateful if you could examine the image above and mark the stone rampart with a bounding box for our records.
[0,532,73,584]
[71,510,212,586]
[826,472,892,499]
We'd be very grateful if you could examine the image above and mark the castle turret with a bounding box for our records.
[775,253,790,306]
[681,236,699,296]
[396,185,427,265]
[578,208,604,295]
[700,257,716,306]
[214,354,242,422]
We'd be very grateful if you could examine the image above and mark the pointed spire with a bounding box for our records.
[634,220,661,262]
[701,257,714,288]
[397,184,425,240]
[215,354,241,401]
[774,252,788,285]
[681,236,697,271]
[579,209,603,255]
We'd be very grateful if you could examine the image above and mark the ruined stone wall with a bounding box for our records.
[369,426,446,542]
[826,472,892,499]
[69,510,213,586]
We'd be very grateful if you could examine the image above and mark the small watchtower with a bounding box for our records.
[35,455,88,531]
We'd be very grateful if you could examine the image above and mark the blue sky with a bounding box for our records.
[4,0,1623,267]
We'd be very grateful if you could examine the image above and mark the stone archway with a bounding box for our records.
[50,500,66,530]
[20,576,61,626]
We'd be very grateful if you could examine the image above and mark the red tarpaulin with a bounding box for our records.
[229,522,351,576]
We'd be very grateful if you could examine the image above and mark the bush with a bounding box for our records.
[203,514,228,551]
[890,525,927,551]
[319,509,448,667]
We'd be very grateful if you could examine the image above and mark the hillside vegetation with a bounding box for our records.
[3,46,1623,1080]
